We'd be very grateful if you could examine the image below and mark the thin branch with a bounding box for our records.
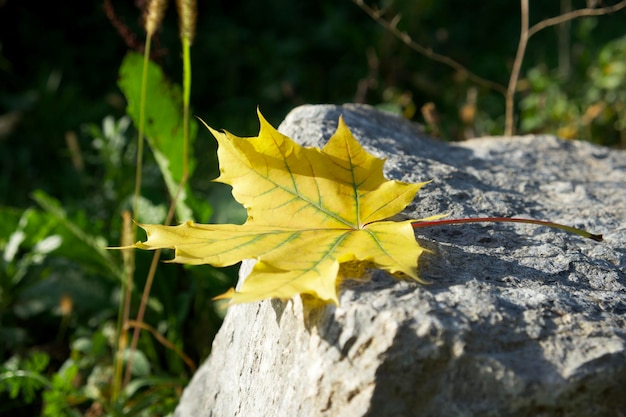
[505,0,529,136]
[125,248,161,386]
[122,30,153,391]
[505,0,626,135]
[103,0,142,52]
[528,0,626,38]
[125,320,197,372]
[354,0,626,137]
[352,0,508,96]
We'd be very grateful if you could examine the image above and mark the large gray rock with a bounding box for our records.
[176,104,626,417]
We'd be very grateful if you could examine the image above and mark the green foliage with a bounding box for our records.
[41,361,83,417]
[0,42,227,417]
[118,52,210,222]
[520,34,626,146]
[0,352,51,407]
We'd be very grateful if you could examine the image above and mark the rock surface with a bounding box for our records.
[176,104,626,417]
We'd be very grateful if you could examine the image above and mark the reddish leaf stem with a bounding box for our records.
[412,217,603,242]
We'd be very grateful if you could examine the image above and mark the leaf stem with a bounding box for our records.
[412,217,603,242]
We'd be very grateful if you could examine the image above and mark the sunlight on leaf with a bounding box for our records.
[135,111,436,304]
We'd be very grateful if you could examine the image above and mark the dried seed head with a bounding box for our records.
[176,0,197,44]
[144,0,168,37]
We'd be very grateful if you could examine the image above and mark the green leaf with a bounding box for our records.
[118,52,210,222]
[31,190,123,281]
[0,352,51,404]
[122,349,151,377]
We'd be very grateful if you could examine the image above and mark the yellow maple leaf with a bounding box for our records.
[135,110,438,304]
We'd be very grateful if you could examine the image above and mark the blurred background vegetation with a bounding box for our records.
[1,0,625,415]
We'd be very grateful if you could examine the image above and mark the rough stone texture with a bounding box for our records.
[176,104,626,417]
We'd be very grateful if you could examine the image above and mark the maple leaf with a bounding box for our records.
[135,110,438,304]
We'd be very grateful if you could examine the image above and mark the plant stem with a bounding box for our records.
[505,0,529,136]
[114,32,152,401]
[125,320,197,372]
[125,20,194,388]
[124,247,162,387]
[112,212,133,402]
[528,0,626,38]
[132,36,151,229]
[412,217,602,242]
[181,36,191,183]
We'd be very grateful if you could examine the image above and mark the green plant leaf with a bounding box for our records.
[118,52,210,222]
[31,190,123,280]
